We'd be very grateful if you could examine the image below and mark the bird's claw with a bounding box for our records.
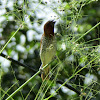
[39,64,44,74]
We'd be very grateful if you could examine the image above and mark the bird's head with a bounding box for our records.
[44,20,56,37]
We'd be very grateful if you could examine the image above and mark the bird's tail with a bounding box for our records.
[41,65,50,81]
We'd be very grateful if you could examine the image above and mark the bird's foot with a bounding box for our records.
[39,64,44,74]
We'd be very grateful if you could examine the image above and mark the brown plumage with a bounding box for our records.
[40,20,56,80]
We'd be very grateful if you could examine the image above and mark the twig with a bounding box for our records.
[0,53,37,73]
[57,80,88,100]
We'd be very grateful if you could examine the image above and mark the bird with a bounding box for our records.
[40,20,56,81]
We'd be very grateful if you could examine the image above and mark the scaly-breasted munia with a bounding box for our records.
[40,20,56,80]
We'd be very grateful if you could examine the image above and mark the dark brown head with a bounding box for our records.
[44,20,56,37]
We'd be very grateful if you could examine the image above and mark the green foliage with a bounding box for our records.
[0,0,100,100]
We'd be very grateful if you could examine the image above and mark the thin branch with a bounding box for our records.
[0,53,37,73]
[57,80,88,100]
[57,80,81,94]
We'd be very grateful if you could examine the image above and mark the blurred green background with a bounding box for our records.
[0,0,100,100]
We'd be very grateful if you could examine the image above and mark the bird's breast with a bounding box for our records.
[40,36,56,65]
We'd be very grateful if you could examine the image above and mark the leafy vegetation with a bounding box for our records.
[0,0,100,100]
